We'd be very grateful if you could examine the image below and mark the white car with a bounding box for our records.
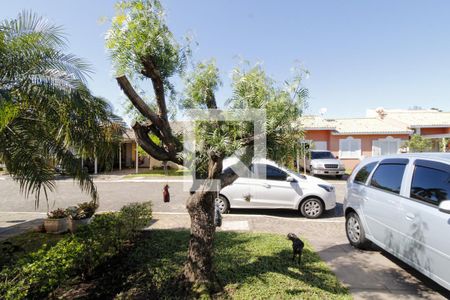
[217,159,336,218]
[344,153,450,290]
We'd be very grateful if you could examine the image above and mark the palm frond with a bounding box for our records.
[0,11,125,208]
[1,10,66,47]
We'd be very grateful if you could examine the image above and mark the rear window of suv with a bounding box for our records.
[410,160,450,205]
[370,162,407,194]
[354,162,378,184]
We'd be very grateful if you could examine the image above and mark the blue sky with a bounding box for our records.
[2,0,450,122]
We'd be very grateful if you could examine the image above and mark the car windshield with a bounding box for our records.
[311,151,335,159]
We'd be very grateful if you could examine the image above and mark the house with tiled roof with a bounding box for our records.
[115,108,449,173]
[118,122,187,172]
[302,108,450,170]
[368,109,450,137]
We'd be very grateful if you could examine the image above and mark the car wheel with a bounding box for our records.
[300,198,323,218]
[346,212,370,249]
[215,195,230,214]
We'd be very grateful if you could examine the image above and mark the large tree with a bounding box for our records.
[0,11,123,207]
[106,0,307,295]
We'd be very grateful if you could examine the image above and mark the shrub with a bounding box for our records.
[78,201,98,218]
[67,201,99,220]
[47,208,68,219]
[0,202,152,300]
[120,202,153,238]
[403,134,433,152]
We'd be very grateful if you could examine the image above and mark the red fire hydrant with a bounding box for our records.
[163,184,170,203]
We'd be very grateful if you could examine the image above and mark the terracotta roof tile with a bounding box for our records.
[333,118,412,135]
[385,111,450,127]
[300,116,412,134]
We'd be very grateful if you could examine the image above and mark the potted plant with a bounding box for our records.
[44,208,68,234]
[67,201,98,232]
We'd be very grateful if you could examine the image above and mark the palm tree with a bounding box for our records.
[0,11,124,208]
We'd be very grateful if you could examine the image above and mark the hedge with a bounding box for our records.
[0,202,152,300]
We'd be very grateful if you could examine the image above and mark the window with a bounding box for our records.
[354,162,378,184]
[253,164,287,181]
[372,137,401,156]
[411,165,450,205]
[370,164,406,194]
[339,137,361,159]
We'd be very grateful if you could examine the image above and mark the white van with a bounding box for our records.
[344,153,450,290]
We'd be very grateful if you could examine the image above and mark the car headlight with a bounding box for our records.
[313,163,323,168]
[318,184,334,192]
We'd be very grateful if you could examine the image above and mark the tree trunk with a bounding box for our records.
[184,190,217,292]
[183,153,223,295]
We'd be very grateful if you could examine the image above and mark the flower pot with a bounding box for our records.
[44,218,68,234]
[68,217,93,232]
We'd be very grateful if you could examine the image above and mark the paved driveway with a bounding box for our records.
[0,176,449,299]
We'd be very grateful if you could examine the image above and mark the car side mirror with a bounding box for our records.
[286,176,297,183]
[439,200,450,214]
[335,155,339,159]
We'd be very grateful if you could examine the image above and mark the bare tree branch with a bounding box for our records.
[139,56,181,156]
[143,121,164,140]
[132,121,182,164]
[116,75,162,126]
[141,57,168,120]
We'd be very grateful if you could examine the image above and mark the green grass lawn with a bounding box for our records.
[147,230,350,299]
[1,230,350,299]
[124,169,190,178]
[0,231,64,268]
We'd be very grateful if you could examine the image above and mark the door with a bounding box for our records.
[398,159,450,288]
[363,159,408,250]
[347,161,379,230]
[220,165,258,208]
[250,164,301,208]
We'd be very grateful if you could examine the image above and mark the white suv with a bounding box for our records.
[217,159,336,218]
[344,153,450,290]
[302,150,346,178]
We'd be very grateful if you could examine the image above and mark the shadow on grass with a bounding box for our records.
[0,230,64,269]
[53,230,349,299]
[123,230,348,298]
[213,231,348,298]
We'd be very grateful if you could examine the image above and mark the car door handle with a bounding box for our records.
[405,213,415,221]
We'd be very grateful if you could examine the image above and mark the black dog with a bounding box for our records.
[287,233,304,264]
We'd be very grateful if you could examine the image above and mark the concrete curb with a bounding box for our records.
[152,211,345,223]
